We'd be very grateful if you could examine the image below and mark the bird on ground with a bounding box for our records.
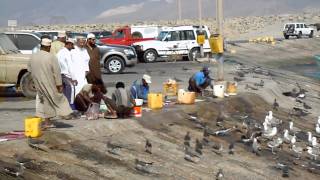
[228,142,235,155]
[184,146,201,163]
[184,132,191,147]
[311,137,319,148]
[195,139,203,155]
[212,128,234,136]
[273,98,279,111]
[266,111,282,126]
[263,127,277,139]
[252,138,261,155]
[3,163,25,177]
[107,141,124,156]
[267,137,283,154]
[254,80,264,87]
[303,102,312,110]
[291,144,303,159]
[316,124,320,134]
[283,129,295,144]
[135,159,153,174]
[306,147,319,160]
[27,138,47,152]
[307,132,313,146]
[145,139,152,154]
[289,121,301,135]
[216,168,224,180]
[317,116,320,125]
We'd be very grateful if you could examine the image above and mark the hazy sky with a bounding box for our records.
[0,0,319,26]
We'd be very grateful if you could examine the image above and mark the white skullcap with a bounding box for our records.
[143,74,152,84]
[66,38,75,44]
[87,33,96,39]
[41,38,52,46]
[57,31,66,38]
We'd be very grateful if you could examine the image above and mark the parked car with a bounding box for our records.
[133,26,211,62]
[99,26,158,46]
[0,33,35,98]
[5,32,41,54]
[283,23,314,39]
[96,40,137,74]
[91,31,112,39]
[66,31,88,39]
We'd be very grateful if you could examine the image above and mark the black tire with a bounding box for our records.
[284,34,289,39]
[188,48,200,61]
[143,49,157,63]
[20,72,36,98]
[309,31,314,38]
[104,56,125,74]
[297,32,302,39]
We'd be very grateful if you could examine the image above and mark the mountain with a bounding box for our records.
[0,0,320,27]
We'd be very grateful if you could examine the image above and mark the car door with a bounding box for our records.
[162,31,183,55]
[179,30,196,54]
[0,53,6,83]
[16,34,40,54]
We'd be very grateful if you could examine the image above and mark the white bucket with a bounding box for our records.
[214,84,225,98]
[134,99,143,106]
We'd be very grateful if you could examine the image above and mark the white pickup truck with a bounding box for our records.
[133,26,211,62]
[283,23,314,39]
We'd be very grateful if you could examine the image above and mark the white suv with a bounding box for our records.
[133,26,211,62]
[283,23,314,39]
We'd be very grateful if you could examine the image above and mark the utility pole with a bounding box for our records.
[177,0,182,23]
[216,0,224,81]
[198,0,204,57]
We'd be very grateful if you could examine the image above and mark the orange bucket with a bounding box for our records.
[133,106,142,117]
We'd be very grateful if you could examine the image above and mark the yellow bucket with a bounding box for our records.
[163,83,179,96]
[25,117,42,138]
[209,34,224,54]
[148,93,163,109]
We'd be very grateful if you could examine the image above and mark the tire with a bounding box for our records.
[104,56,125,74]
[20,72,36,98]
[143,49,157,63]
[284,34,289,39]
[309,31,314,38]
[297,32,302,39]
[188,48,200,61]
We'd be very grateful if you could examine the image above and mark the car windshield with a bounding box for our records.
[158,31,168,41]
[0,33,19,54]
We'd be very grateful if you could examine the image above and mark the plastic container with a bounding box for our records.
[214,84,225,98]
[148,93,163,109]
[133,106,142,117]
[226,82,237,95]
[209,34,224,54]
[178,90,196,104]
[163,83,179,96]
[197,34,205,45]
[25,117,42,138]
[134,99,144,106]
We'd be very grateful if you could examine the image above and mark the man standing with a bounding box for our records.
[86,33,105,94]
[71,36,90,95]
[50,31,66,55]
[188,66,212,94]
[28,38,73,128]
[57,38,77,109]
[130,74,152,102]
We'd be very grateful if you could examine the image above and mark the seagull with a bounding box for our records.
[306,147,319,160]
[273,98,279,111]
[289,121,301,134]
[252,138,261,155]
[267,137,283,154]
[311,137,319,148]
[216,168,224,180]
[145,139,152,154]
[291,144,303,159]
[228,142,235,155]
[263,127,277,139]
[266,111,282,126]
[307,132,313,146]
[284,129,295,144]
[316,124,320,134]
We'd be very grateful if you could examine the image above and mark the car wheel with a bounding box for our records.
[104,56,124,74]
[143,49,157,63]
[20,72,36,98]
[309,31,314,38]
[188,48,200,61]
[284,34,289,39]
[297,32,302,39]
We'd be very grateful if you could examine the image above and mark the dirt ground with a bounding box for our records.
[0,37,320,179]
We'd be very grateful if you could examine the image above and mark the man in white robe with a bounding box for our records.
[71,36,90,95]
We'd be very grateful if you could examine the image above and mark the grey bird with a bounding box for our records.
[184,146,201,163]
[252,138,261,155]
[28,138,47,152]
[273,98,279,111]
[184,132,191,147]
[303,102,312,110]
[145,139,152,154]
[135,159,153,174]
[254,80,264,87]
[216,168,224,180]
[195,139,203,155]
[3,163,25,177]
[107,141,124,156]
[212,128,233,136]
[228,142,235,155]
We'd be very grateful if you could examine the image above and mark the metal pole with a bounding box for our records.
[198,0,204,58]
[216,0,224,81]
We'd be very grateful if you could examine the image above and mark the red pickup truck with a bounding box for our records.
[99,26,159,46]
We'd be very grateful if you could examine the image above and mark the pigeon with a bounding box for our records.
[252,138,261,155]
[273,99,279,111]
[135,159,153,174]
[216,168,224,180]
[228,142,235,155]
[195,139,203,155]
[145,139,152,154]
[291,144,303,159]
[184,132,191,147]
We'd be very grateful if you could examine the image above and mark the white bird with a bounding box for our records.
[252,138,260,155]
[263,127,277,139]
[317,116,320,125]
[267,137,283,154]
[291,144,303,159]
[306,147,319,160]
[289,121,301,134]
[266,111,282,125]
[263,121,270,132]
[284,129,295,144]
[307,132,313,146]
[316,123,320,134]
[311,137,319,148]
